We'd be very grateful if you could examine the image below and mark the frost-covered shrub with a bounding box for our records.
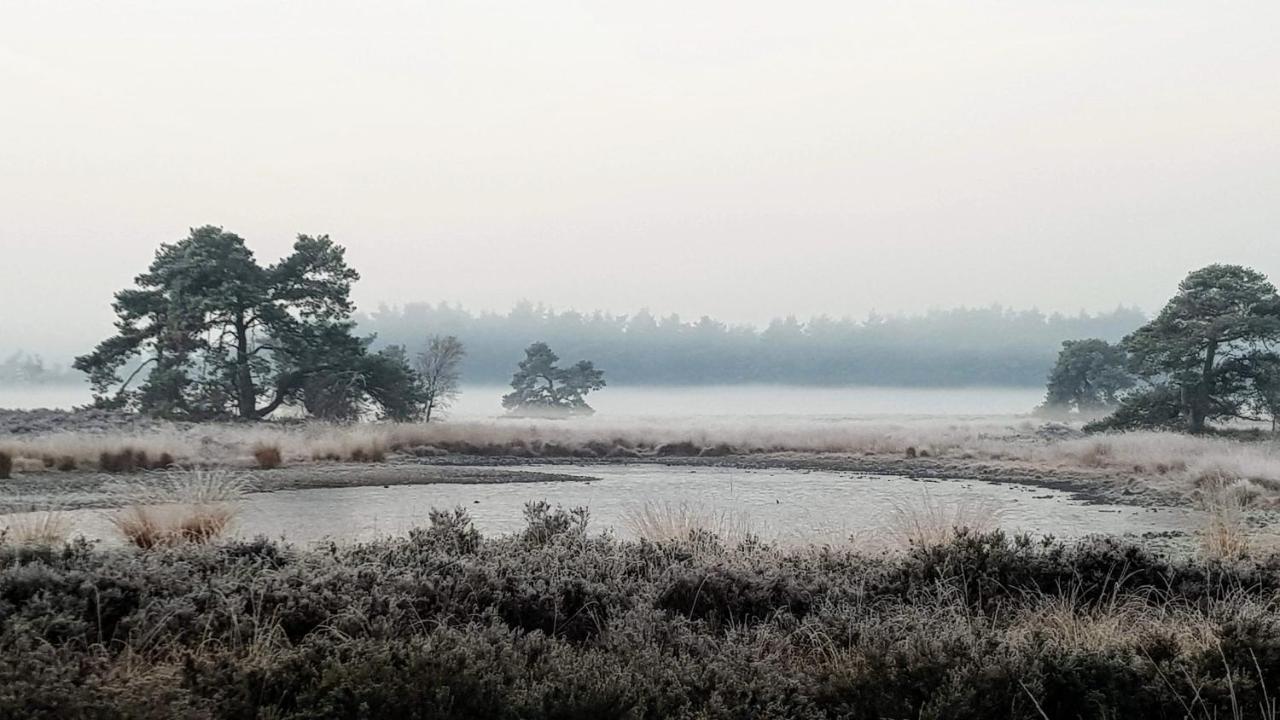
[411,505,483,554]
[520,501,589,544]
[1,528,1280,717]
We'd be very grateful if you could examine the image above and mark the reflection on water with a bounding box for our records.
[33,465,1193,547]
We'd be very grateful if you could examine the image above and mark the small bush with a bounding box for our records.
[412,506,483,553]
[349,445,386,463]
[98,448,175,473]
[252,444,283,470]
[521,501,589,544]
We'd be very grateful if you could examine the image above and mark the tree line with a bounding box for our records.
[1044,264,1280,433]
[357,302,1146,387]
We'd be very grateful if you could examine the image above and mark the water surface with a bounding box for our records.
[32,464,1193,547]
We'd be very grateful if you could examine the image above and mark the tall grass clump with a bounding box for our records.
[106,468,248,549]
[0,510,71,546]
[882,491,998,548]
[1199,483,1252,561]
[622,500,758,545]
[0,451,10,480]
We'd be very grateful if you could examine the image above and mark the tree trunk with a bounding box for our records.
[1189,341,1217,434]
[234,314,256,419]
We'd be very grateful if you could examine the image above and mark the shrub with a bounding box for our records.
[521,501,589,544]
[411,506,483,554]
[349,445,386,463]
[97,448,165,473]
[657,565,820,624]
[1,526,1279,717]
[252,444,283,469]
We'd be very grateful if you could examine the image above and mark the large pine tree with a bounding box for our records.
[75,226,422,420]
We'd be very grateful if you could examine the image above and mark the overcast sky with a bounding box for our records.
[2,1,1278,359]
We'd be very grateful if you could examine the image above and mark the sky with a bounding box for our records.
[2,0,1278,360]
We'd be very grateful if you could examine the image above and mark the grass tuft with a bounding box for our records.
[1,509,71,546]
[622,500,758,546]
[106,468,247,549]
[252,444,283,470]
[883,491,998,548]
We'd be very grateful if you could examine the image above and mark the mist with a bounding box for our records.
[3,0,1279,360]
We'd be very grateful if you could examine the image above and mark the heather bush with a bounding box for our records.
[412,506,482,554]
[1,528,1279,717]
[520,500,590,544]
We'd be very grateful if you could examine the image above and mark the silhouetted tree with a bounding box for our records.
[501,342,605,417]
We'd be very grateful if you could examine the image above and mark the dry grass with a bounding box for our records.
[2,418,1278,506]
[1009,593,1226,656]
[252,444,283,470]
[1,509,71,546]
[109,504,238,549]
[1199,484,1253,561]
[622,500,760,545]
[106,468,248,549]
[0,428,203,472]
[98,447,175,473]
[882,490,999,548]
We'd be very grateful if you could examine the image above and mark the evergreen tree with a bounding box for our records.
[74,226,421,420]
[501,342,605,416]
[1118,265,1280,433]
[1043,339,1134,413]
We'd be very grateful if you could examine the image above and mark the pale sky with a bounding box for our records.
[2,1,1278,359]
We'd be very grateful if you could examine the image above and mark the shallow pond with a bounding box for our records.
[14,464,1196,547]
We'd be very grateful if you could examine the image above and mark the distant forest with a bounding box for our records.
[0,352,77,386]
[357,304,1148,387]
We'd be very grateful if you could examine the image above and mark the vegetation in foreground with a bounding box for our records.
[3,507,1280,719]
